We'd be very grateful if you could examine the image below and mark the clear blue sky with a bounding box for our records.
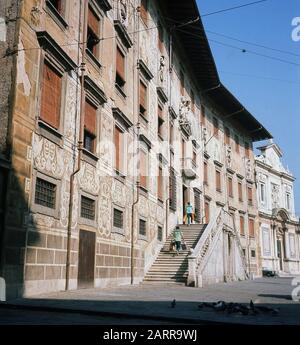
[196,0,300,216]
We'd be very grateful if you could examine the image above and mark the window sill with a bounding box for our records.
[37,120,63,147]
[115,83,127,99]
[139,113,149,125]
[157,198,164,206]
[139,186,148,196]
[82,148,99,166]
[45,1,68,30]
[158,134,164,142]
[138,234,148,241]
[114,170,126,183]
[112,227,125,236]
[86,49,102,70]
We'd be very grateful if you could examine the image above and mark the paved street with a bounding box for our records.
[1,277,300,325]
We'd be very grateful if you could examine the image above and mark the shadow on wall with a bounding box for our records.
[0,166,40,300]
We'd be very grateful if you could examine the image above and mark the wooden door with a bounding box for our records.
[194,189,201,223]
[78,230,96,289]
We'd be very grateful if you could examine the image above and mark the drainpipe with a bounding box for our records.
[65,0,88,291]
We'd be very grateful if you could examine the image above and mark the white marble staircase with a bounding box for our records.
[142,224,207,285]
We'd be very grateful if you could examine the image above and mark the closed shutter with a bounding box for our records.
[114,126,122,171]
[201,105,205,125]
[158,166,163,200]
[40,63,61,129]
[116,47,125,82]
[88,6,99,36]
[204,162,208,185]
[238,182,243,201]
[248,187,253,205]
[139,81,147,115]
[139,219,146,236]
[169,168,177,211]
[205,201,210,223]
[194,189,201,223]
[228,177,233,197]
[240,216,245,235]
[85,100,96,135]
[140,0,148,26]
[113,208,123,229]
[225,127,230,145]
[249,218,255,237]
[140,150,147,189]
[216,170,221,192]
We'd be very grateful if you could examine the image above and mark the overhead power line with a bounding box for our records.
[200,0,270,17]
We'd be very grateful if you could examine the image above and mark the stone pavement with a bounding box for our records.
[1,277,300,325]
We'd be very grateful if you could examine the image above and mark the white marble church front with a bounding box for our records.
[255,141,300,275]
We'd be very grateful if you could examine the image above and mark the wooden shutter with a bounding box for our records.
[140,150,147,189]
[139,81,147,114]
[240,215,245,235]
[216,170,221,191]
[205,201,210,223]
[140,0,148,26]
[249,218,255,237]
[228,177,233,197]
[84,100,96,135]
[114,126,122,171]
[116,47,125,81]
[238,182,243,201]
[40,63,61,129]
[158,167,163,200]
[88,6,99,36]
[204,162,208,184]
[248,186,253,205]
[169,168,177,210]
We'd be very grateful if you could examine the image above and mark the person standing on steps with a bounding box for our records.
[186,202,193,226]
[173,226,184,256]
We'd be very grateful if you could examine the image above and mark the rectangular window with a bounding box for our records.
[139,149,147,189]
[205,201,210,223]
[114,125,122,172]
[225,127,230,145]
[260,183,266,203]
[169,123,174,145]
[249,218,255,238]
[81,196,95,220]
[238,181,243,202]
[248,186,253,206]
[204,162,208,185]
[139,80,147,118]
[251,250,256,258]
[48,0,63,14]
[192,150,197,166]
[40,62,62,129]
[158,105,164,138]
[286,193,291,210]
[157,166,163,201]
[216,170,221,192]
[180,70,185,96]
[240,215,245,236]
[157,226,163,242]
[113,208,124,229]
[140,0,148,26]
[116,46,125,89]
[213,117,219,138]
[169,168,177,211]
[235,135,240,153]
[35,177,56,209]
[87,6,100,56]
[139,219,147,236]
[228,176,233,198]
[181,139,185,159]
[84,100,97,153]
[201,105,205,125]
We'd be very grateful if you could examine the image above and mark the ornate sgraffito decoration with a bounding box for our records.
[213,141,221,162]
[59,177,70,228]
[149,202,157,240]
[179,97,192,137]
[98,177,112,238]
[100,113,113,166]
[226,145,232,167]
[33,134,64,178]
[79,162,100,195]
[139,195,149,218]
[271,183,280,209]
[159,55,166,84]
[64,78,79,141]
[125,190,133,242]
[118,0,128,26]
[245,158,252,180]
[112,179,126,207]
[30,2,42,26]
